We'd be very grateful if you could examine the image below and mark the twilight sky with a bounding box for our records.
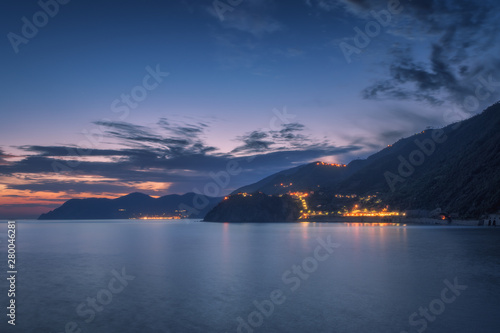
[1,0,500,218]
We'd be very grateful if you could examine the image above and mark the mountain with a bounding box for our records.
[336,102,500,216]
[204,193,301,222]
[38,192,222,220]
[40,102,500,221]
[230,101,500,218]
[232,161,361,195]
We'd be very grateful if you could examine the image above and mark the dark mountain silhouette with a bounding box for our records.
[230,101,500,218]
[336,102,500,216]
[204,193,301,222]
[38,192,222,220]
[232,161,361,195]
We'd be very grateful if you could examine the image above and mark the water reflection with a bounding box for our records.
[343,222,402,227]
[2,221,498,333]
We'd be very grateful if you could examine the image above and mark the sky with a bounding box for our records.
[1,0,500,218]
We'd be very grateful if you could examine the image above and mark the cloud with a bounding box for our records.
[207,0,291,71]
[0,115,365,220]
[232,122,339,154]
[208,0,284,37]
[1,118,363,200]
[19,145,129,157]
[7,181,137,194]
[94,119,218,157]
[0,149,14,165]
[305,0,376,16]
[305,0,338,12]
[362,44,500,108]
[314,0,500,108]
[232,130,273,154]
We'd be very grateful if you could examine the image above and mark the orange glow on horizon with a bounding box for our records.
[343,223,401,227]
[132,181,172,192]
[0,186,130,206]
[0,173,174,217]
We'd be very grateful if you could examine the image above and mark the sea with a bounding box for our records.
[0,220,499,332]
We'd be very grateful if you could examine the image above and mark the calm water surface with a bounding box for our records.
[0,220,499,332]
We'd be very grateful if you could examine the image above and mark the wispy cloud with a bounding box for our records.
[312,0,500,108]
[207,0,284,37]
[93,118,218,157]
[0,118,362,211]
[0,149,15,165]
[206,0,290,71]
[231,122,347,154]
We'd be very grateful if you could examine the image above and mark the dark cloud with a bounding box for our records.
[2,119,363,197]
[1,147,362,196]
[19,146,131,157]
[277,123,308,142]
[7,181,152,194]
[361,43,500,107]
[0,149,13,165]
[94,119,218,157]
[232,122,330,154]
[320,0,500,108]
[157,118,207,136]
[232,130,274,154]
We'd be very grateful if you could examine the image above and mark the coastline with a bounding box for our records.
[299,216,482,226]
